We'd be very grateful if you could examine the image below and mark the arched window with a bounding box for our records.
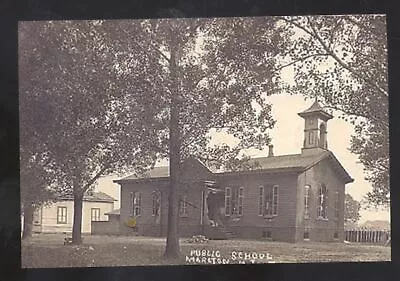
[304,185,311,219]
[317,184,328,219]
[130,191,142,216]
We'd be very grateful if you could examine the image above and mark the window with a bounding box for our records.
[130,192,142,216]
[304,185,311,219]
[308,131,314,145]
[225,187,244,216]
[317,184,328,219]
[91,208,101,221]
[238,187,244,215]
[259,185,279,216]
[180,195,188,217]
[334,192,339,220]
[225,187,231,216]
[258,186,264,216]
[319,123,327,148]
[57,206,67,224]
[152,191,161,216]
[33,209,41,224]
[262,230,272,239]
[304,229,310,240]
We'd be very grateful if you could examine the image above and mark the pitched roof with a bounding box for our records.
[121,166,170,180]
[58,191,117,203]
[243,152,329,171]
[218,150,353,184]
[298,99,333,120]
[105,208,120,216]
[114,150,353,184]
[115,157,213,183]
[84,191,117,202]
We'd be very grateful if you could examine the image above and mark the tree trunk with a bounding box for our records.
[72,192,83,244]
[22,202,34,240]
[164,44,181,259]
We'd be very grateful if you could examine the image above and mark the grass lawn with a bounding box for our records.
[21,234,391,268]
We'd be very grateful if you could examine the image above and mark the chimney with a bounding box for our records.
[268,144,274,157]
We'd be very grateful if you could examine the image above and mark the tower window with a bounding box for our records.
[308,131,313,145]
[319,123,327,148]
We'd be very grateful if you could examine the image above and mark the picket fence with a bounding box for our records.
[344,229,390,244]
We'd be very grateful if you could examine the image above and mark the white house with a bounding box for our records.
[27,191,116,234]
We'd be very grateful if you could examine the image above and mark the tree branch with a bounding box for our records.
[280,16,388,98]
[344,15,386,41]
[307,18,388,98]
[82,165,110,191]
[274,53,330,72]
[323,104,389,129]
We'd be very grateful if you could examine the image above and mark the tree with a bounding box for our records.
[94,17,288,258]
[345,194,361,224]
[276,15,389,207]
[19,153,57,239]
[19,21,160,244]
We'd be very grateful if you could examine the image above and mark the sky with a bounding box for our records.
[96,94,390,224]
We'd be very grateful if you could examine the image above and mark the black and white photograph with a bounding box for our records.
[18,15,390,268]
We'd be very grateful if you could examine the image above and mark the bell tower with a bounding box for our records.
[298,98,333,154]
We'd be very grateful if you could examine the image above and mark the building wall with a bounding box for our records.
[91,215,120,235]
[37,200,114,234]
[295,158,346,242]
[120,180,205,237]
[119,181,167,236]
[216,172,299,242]
[118,159,348,243]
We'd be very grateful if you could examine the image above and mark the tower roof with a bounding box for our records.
[298,99,333,121]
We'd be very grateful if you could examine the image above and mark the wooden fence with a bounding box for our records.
[345,229,390,244]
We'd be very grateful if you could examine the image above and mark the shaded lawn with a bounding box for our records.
[22,234,391,268]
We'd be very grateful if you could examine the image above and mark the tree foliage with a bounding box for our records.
[19,21,161,244]
[19,17,286,255]
[96,17,287,257]
[345,193,361,224]
[277,15,389,207]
